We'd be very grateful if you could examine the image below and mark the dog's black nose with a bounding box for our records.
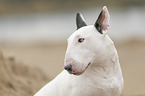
[64,64,72,72]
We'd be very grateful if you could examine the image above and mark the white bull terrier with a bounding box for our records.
[34,6,124,96]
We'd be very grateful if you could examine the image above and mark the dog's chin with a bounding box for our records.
[68,62,91,76]
[69,71,84,76]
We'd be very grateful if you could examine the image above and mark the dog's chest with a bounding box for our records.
[67,74,120,96]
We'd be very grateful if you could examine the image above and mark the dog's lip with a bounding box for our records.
[69,62,91,76]
[86,62,91,69]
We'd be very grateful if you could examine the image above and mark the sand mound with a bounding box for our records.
[0,51,49,96]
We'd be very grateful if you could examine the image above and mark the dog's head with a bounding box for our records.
[64,6,112,75]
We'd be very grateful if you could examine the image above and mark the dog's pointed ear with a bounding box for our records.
[76,13,87,29]
[94,6,110,34]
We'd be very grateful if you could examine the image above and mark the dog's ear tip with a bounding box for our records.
[76,13,80,16]
[76,13,81,19]
[76,13,83,19]
[103,6,107,10]
[94,6,110,34]
[76,12,87,30]
[103,6,109,15]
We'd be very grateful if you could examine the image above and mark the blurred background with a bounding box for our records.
[0,0,145,96]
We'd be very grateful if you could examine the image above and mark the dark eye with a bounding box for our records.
[78,38,85,43]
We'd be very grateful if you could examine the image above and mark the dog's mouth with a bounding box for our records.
[69,62,91,76]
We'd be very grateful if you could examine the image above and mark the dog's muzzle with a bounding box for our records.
[64,62,91,75]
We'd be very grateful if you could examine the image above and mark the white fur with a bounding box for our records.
[34,25,124,96]
[34,6,124,95]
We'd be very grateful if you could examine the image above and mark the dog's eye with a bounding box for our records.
[78,38,85,43]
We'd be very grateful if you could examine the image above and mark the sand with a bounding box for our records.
[0,50,49,96]
[0,39,145,96]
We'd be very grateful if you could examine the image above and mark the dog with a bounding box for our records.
[34,6,124,96]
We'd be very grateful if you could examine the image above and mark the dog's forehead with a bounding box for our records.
[68,25,97,41]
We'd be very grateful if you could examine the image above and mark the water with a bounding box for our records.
[0,7,145,43]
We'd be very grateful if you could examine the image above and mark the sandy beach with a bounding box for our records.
[0,39,145,96]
